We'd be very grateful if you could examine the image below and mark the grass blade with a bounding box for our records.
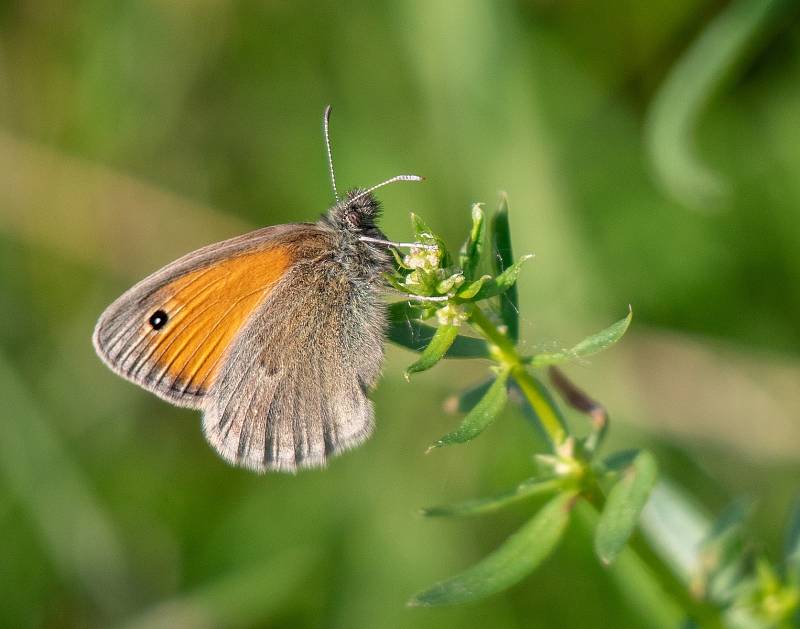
[115,548,316,629]
[645,0,796,208]
[409,491,577,606]
[0,352,133,614]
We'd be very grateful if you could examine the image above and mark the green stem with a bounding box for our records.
[510,366,567,448]
[469,306,566,447]
[468,304,727,628]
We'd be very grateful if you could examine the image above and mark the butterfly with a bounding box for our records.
[93,106,429,473]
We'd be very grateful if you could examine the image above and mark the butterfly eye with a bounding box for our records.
[346,210,361,227]
[148,310,169,330]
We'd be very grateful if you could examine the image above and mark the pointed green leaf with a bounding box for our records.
[404,324,460,378]
[421,475,562,518]
[387,302,489,358]
[456,275,490,300]
[525,350,571,368]
[595,450,658,565]
[459,203,485,280]
[491,194,519,342]
[435,273,464,295]
[411,212,435,239]
[429,370,510,449]
[390,247,411,270]
[527,308,633,368]
[385,270,439,297]
[409,491,576,606]
[571,306,633,357]
[491,194,513,275]
[410,212,451,267]
[471,254,533,302]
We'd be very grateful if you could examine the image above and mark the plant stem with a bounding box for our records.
[468,306,566,447]
[468,304,727,628]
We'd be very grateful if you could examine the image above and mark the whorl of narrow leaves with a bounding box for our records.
[384,196,645,606]
[409,491,577,606]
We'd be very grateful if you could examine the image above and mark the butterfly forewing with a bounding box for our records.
[93,224,319,408]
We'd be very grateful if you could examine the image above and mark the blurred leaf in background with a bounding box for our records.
[1,1,799,627]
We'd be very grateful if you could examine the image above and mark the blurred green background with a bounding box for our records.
[2,1,800,627]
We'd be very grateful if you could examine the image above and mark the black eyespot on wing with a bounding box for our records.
[148,310,168,330]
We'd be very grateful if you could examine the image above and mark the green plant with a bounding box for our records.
[387,196,800,628]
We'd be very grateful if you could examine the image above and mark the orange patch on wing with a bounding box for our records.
[144,246,293,393]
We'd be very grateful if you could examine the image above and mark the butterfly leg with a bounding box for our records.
[400,294,449,303]
[359,236,438,251]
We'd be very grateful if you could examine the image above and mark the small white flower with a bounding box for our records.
[404,270,423,288]
[404,245,441,271]
[436,303,468,327]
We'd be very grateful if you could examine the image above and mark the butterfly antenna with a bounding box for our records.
[348,174,425,206]
[323,105,339,202]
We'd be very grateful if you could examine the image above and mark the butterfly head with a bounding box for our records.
[320,107,422,238]
[327,189,382,234]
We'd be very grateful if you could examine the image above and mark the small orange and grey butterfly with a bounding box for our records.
[93,106,425,472]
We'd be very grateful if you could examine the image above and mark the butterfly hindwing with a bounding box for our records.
[202,254,386,472]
